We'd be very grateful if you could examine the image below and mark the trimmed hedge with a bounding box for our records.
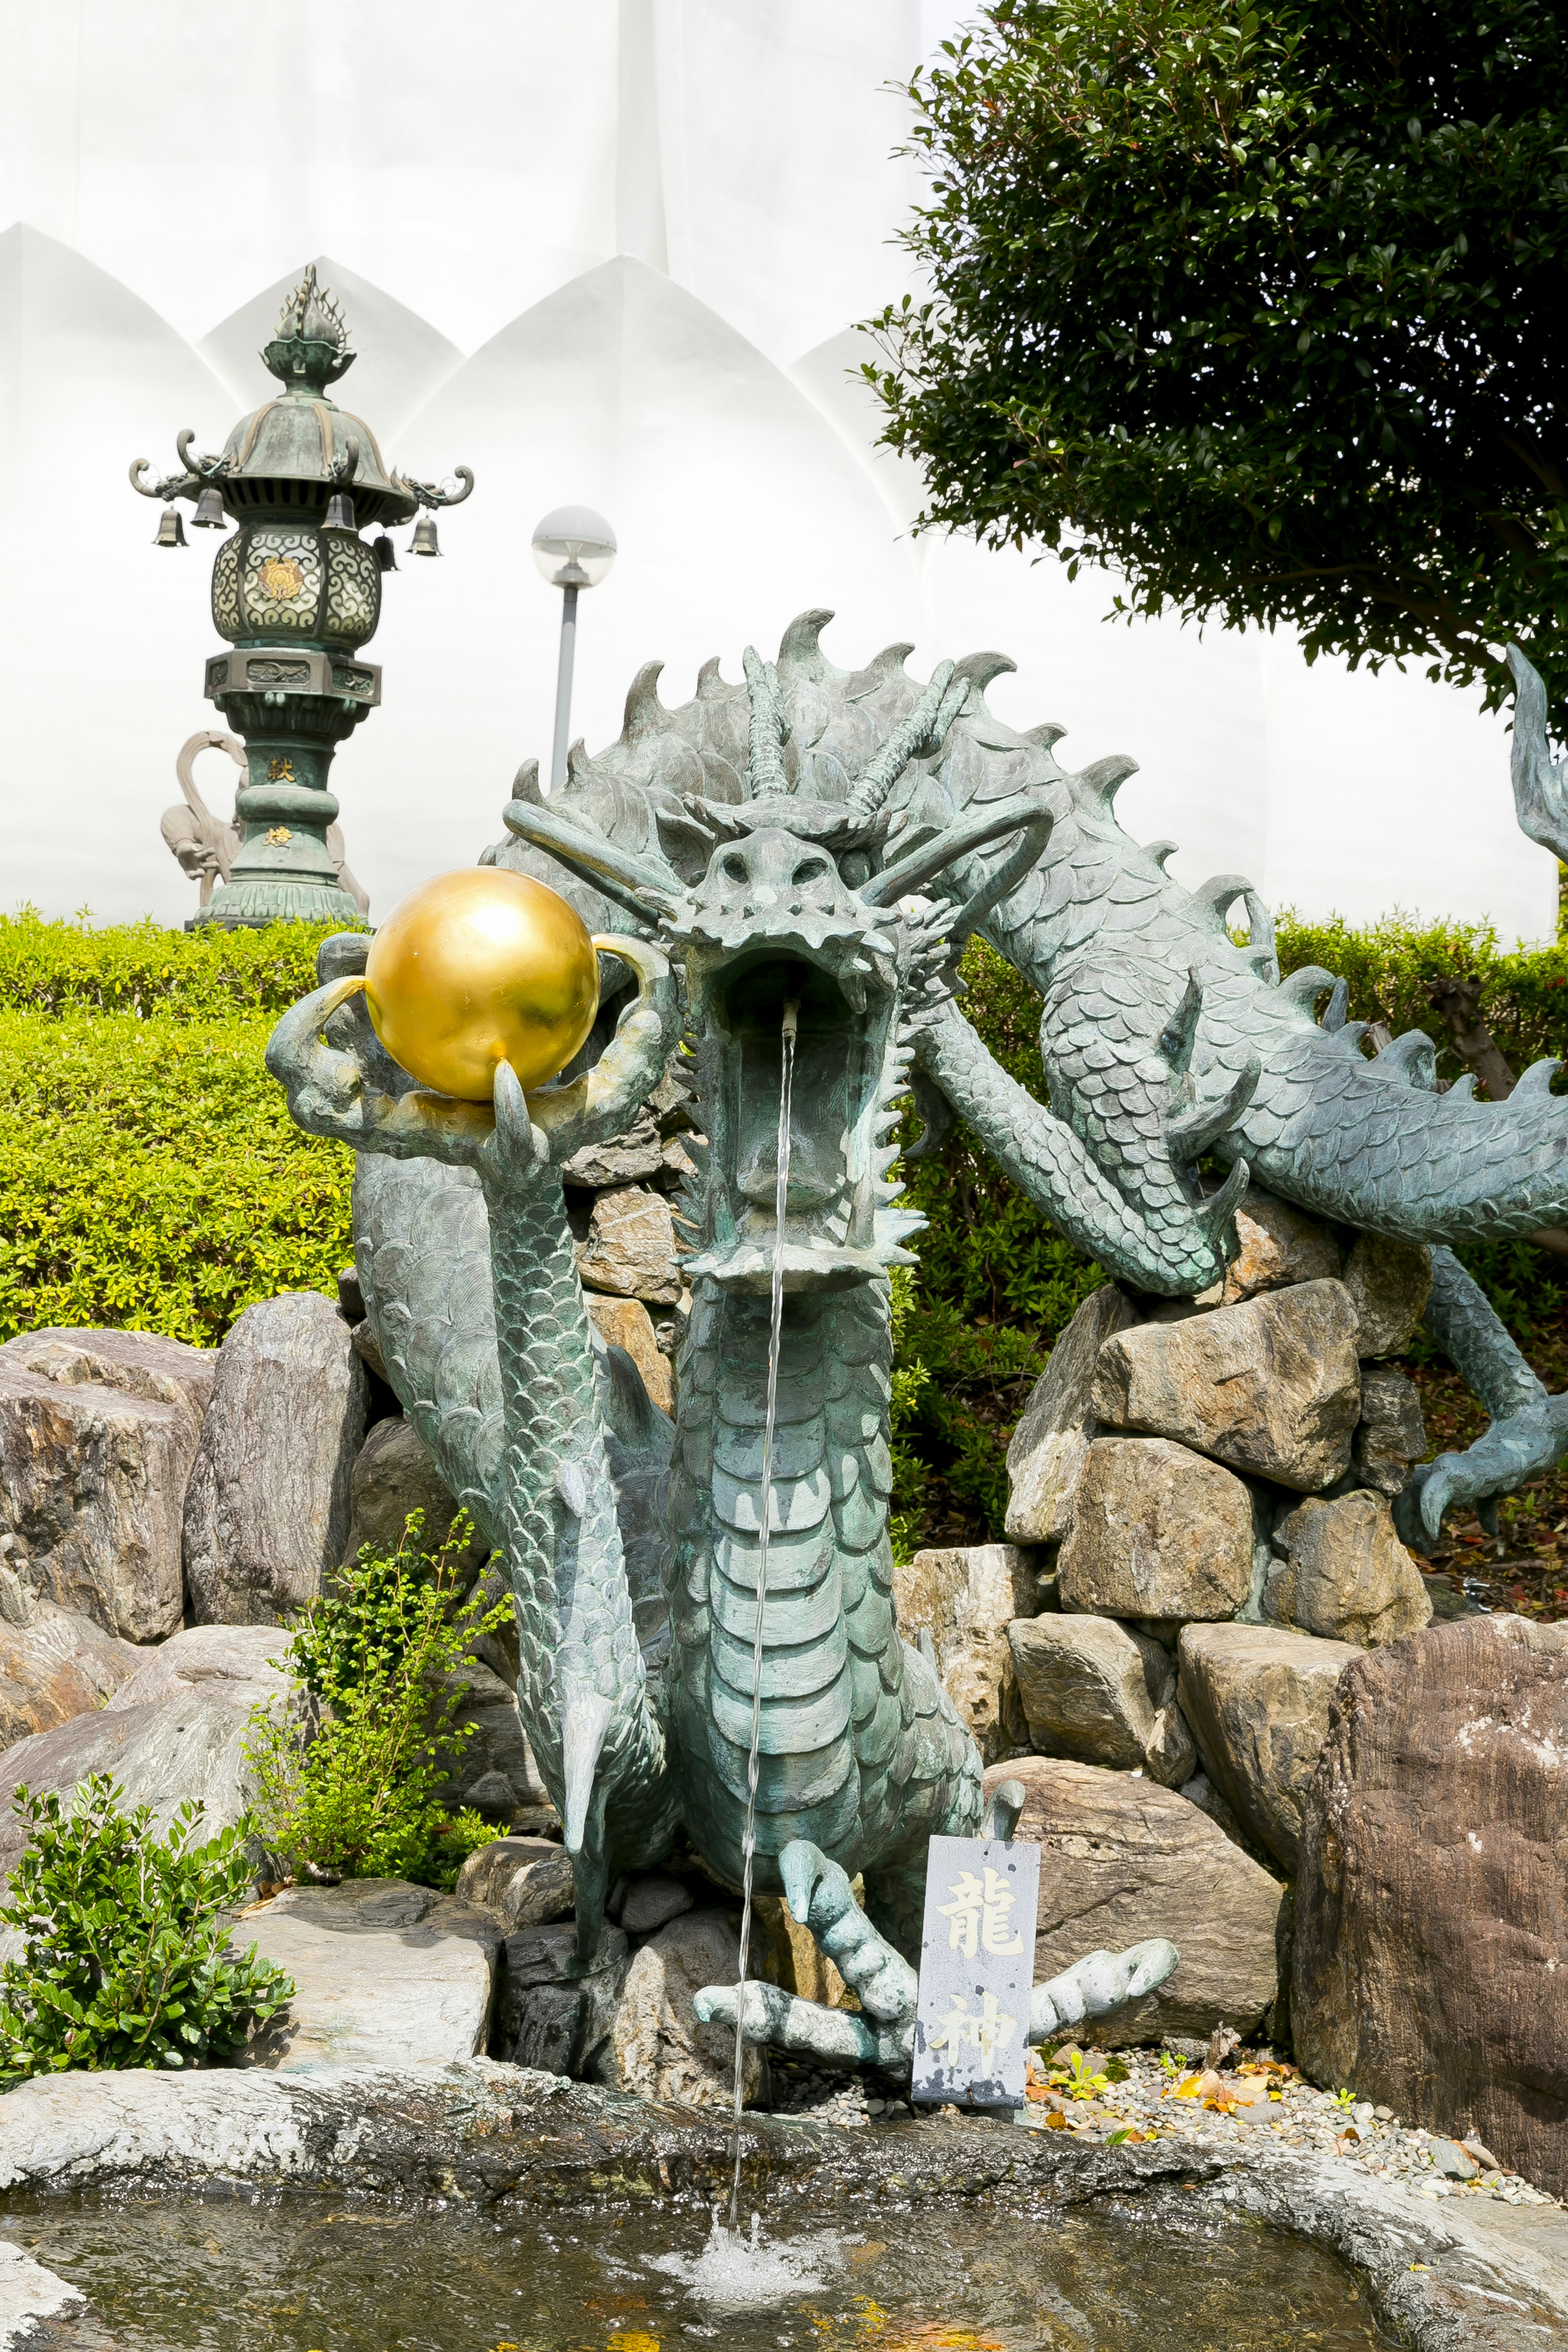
[0,914,355,1347]
[0,909,342,1022]
[0,1011,353,1347]
[4,908,1568,1544]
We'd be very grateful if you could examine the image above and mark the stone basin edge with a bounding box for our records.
[0,2059,1561,2349]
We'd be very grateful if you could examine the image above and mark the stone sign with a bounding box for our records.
[911,1833,1040,2109]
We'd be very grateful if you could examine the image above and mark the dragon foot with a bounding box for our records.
[693,1836,1182,2082]
[1395,1393,1568,1550]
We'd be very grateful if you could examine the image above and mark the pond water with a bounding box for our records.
[4,2188,1401,2351]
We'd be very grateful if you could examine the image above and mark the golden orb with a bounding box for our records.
[363,867,600,1101]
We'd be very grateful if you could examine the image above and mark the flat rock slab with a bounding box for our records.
[1294,1615,1568,2201]
[102,1621,290,1714]
[985,1755,1285,2045]
[1177,1621,1363,1873]
[0,2063,1560,2349]
[1092,1281,1361,1491]
[239,1878,501,2071]
[0,2234,89,2351]
[0,1686,272,1888]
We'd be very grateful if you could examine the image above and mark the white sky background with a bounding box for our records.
[0,0,1553,940]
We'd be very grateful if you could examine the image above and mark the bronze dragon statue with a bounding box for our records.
[267,615,1568,2071]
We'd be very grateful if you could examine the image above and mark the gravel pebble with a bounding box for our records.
[1004,2042,1564,2208]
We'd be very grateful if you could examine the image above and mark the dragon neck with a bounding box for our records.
[482,1172,668,1842]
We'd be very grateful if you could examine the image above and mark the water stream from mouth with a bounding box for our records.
[728,995,799,2237]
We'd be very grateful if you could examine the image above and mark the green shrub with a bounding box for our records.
[0,1777,293,2084]
[244,1514,510,1890]
[0,1007,354,1346]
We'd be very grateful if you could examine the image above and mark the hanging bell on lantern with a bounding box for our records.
[410,511,441,557]
[373,532,399,573]
[191,485,227,529]
[154,504,187,547]
[323,490,357,533]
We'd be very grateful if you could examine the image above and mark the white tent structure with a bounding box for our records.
[0,0,1554,938]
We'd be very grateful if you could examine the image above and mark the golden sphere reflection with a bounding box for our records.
[363,868,600,1101]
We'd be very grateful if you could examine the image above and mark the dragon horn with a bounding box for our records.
[846,659,967,826]
[743,644,791,794]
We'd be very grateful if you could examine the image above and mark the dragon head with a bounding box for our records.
[501,646,1055,1295]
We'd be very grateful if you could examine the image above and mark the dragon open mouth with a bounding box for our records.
[679,939,912,1295]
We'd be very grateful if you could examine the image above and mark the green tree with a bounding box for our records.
[869,1,1568,720]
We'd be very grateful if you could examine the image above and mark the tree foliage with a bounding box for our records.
[869,1,1568,720]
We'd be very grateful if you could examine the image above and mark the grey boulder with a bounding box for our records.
[1057,1437,1255,1626]
[1092,1281,1362,1492]
[240,1878,501,2070]
[495,1920,631,2078]
[985,1756,1285,2045]
[1342,1233,1433,1359]
[456,1835,575,1931]
[184,1292,369,1626]
[604,1908,765,2108]
[1177,1621,1363,1873]
[0,1326,215,1641]
[619,1873,695,1935]
[891,1542,1037,1762]
[340,1414,484,1570]
[437,1659,549,1819]
[1007,1613,1195,1786]
[1003,1285,1136,1544]
[1267,1491,1432,1648]
[1353,1365,1428,1499]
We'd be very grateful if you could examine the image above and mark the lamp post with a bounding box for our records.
[531,506,617,792]
[130,266,473,929]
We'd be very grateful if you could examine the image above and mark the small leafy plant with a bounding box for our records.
[244,1511,511,1890]
[0,1776,293,2085]
[1047,2047,1130,2100]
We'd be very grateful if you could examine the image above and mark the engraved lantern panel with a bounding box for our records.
[322,535,381,647]
[238,528,325,638]
[211,536,242,641]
